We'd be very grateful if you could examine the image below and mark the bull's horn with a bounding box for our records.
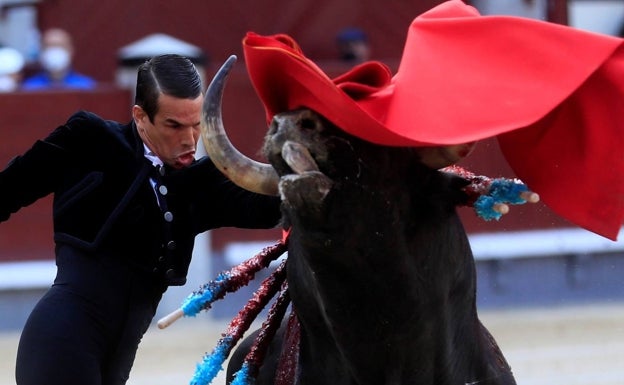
[201,55,279,196]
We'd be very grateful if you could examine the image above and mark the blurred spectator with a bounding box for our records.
[0,46,25,92]
[336,27,371,64]
[22,28,96,90]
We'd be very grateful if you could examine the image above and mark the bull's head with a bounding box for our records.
[200,56,477,198]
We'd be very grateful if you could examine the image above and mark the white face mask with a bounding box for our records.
[0,75,18,92]
[40,47,71,73]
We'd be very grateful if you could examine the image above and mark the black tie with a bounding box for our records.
[151,165,170,216]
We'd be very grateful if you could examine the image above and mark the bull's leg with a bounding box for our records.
[476,323,517,385]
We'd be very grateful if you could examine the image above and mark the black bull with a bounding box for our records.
[202,58,517,385]
[228,110,516,385]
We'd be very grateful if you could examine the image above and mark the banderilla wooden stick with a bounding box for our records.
[157,308,185,329]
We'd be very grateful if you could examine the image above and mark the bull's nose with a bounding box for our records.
[297,116,317,130]
[270,114,292,135]
[268,118,280,135]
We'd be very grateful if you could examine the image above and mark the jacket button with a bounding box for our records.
[158,255,165,262]
[166,269,176,278]
[152,267,159,273]
[164,211,173,222]
[167,240,176,250]
[158,185,168,195]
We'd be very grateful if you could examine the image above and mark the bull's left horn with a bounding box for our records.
[201,55,279,196]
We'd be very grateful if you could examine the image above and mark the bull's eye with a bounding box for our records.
[299,118,316,130]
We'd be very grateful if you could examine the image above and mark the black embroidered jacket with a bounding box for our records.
[0,111,281,286]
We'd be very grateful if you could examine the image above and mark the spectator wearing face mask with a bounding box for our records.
[0,46,25,92]
[22,28,96,90]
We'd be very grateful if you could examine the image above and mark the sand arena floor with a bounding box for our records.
[0,302,622,385]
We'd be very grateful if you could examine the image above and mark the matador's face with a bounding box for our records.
[133,93,203,169]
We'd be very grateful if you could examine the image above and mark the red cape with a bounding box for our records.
[243,0,624,240]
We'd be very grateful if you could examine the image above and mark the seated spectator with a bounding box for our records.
[22,28,96,90]
[0,46,25,92]
[336,27,371,64]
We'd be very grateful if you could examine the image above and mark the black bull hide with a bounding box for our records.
[226,109,517,385]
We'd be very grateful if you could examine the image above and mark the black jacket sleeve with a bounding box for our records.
[164,156,282,235]
[0,136,68,222]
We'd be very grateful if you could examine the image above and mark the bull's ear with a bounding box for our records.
[415,142,477,169]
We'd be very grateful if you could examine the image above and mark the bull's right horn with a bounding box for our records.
[201,55,279,196]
